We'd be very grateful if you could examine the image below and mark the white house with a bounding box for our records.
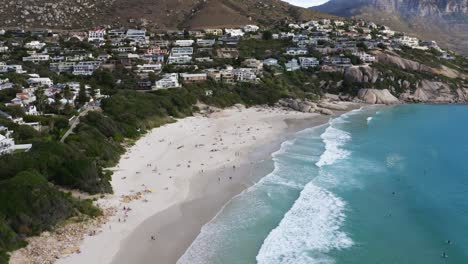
[285,59,300,71]
[395,36,419,48]
[23,54,50,63]
[0,63,26,74]
[233,68,257,82]
[171,47,194,57]
[243,25,259,33]
[352,52,376,63]
[174,40,194,47]
[225,28,245,37]
[25,41,46,50]
[88,28,106,42]
[0,129,14,156]
[168,55,192,64]
[27,77,53,87]
[285,47,308,56]
[72,61,102,76]
[154,73,181,89]
[263,58,279,67]
[299,57,319,69]
[136,64,162,73]
[126,29,147,41]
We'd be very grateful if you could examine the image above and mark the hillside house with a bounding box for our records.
[299,57,319,69]
[154,73,181,89]
[88,28,106,42]
[179,73,208,83]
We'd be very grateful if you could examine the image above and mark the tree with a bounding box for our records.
[262,31,273,40]
[77,83,88,106]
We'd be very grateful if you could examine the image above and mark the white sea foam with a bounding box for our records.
[315,125,351,167]
[256,181,353,264]
[367,116,373,124]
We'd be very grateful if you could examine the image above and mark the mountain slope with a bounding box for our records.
[312,0,468,54]
[0,0,334,30]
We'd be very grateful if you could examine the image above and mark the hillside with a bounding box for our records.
[0,0,334,30]
[312,0,468,54]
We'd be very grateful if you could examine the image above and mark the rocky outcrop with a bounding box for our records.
[344,66,380,83]
[277,98,317,113]
[357,89,400,104]
[399,80,468,103]
[374,51,433,72]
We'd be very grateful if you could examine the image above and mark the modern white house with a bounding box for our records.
[0,131,14,155]
[243,25,259,33]
[171,47,194,57]
[174,40,194,47]
[168,55,192,64]
[27,77,53,87]
[233,68,257,82]
[126,29,147,41]
[285,59,300,71]
[352,52,376,63]
[88,28,106,42]
[25,41,46,50]
[154,73,181,89]
[299,57,320,69]
[22,54,50,63]
[136,64,162,73]
[285,47,309,56]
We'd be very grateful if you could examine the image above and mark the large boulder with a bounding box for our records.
[344,66,379,83]
[357,89,400,104]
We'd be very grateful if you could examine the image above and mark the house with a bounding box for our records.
[174,40,194,47]
[225,28,244,37]
[298,57,319,69]
[72,61,102,75]
[233,68,257,82]
[25,41,46,50]
[179,73,207,83]
[206,67,235,83]
[108,29,126,38]
[440,52,455,60]
[23,54,50,62]
[126,29,147,41]
[0,46,8,53]
[244,25,259,33]
[263,58,279,67]
[88,28,106,42]
[171,47,194,57]
[145,46,168,55]
[154,73,181,89]
[12,92,36,105]
[394,36,419,48]
[196,39,216,47]
[0,128,15,156]
[168,55,192,64]
[352,52,376,63]
[27,77,53,87]
[0,63,26,74]
[285,47,308,56]
[112,47,137,53]
[285,59,300,71]
[204,29,223,36]
[216,48,239,59]
[50,62,76,73]
[136,64,162,73]
[243,59,263,72]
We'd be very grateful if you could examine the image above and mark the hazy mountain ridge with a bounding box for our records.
[0,0,334,30]
[313,0,468,54]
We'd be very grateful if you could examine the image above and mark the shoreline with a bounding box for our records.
[110,112,333,264]
[10,103,361,264]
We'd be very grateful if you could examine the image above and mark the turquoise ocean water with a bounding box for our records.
[178,104,468,264]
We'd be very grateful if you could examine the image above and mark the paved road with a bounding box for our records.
[60,106,99,143]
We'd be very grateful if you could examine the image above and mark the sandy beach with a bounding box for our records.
[12,104,358,264]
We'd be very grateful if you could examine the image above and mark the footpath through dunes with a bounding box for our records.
[52,105,343,264]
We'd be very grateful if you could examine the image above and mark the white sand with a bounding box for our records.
[57,106,325,264]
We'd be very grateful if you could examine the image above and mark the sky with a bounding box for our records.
[282,0,330,8]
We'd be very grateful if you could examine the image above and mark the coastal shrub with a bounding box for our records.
[0,171,75,235]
